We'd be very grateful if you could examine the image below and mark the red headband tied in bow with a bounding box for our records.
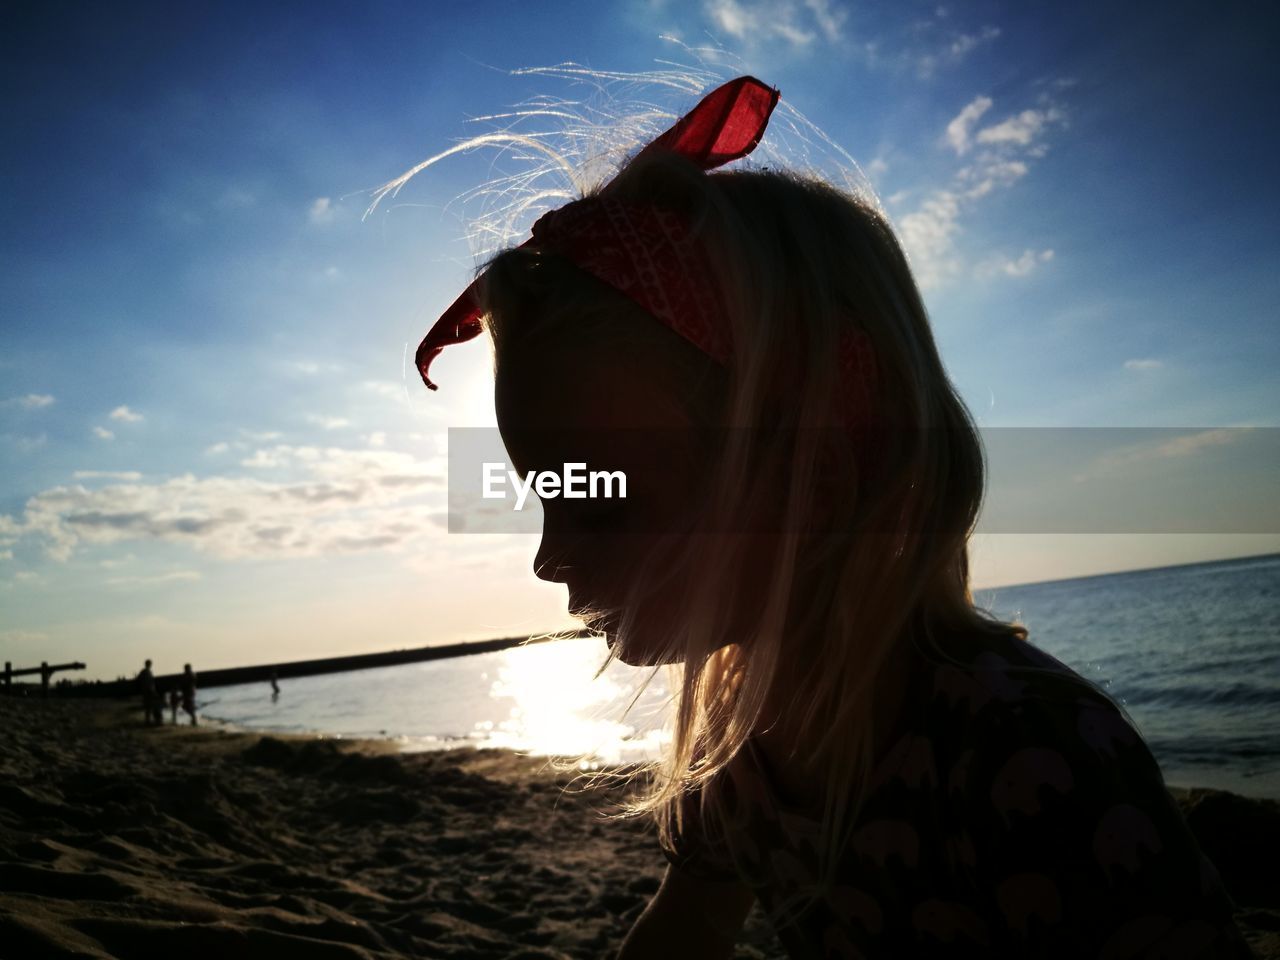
[412,76,878,433]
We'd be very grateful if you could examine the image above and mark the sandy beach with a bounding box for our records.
[0,697,1276,959]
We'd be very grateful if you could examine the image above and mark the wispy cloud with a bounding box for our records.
[363,380,410,402]
[896,89,1069,289]
[109,405,144,423]
[976,248,1055,279]
[105,570,203,588]
[1124,358,1164,371]
[976,106,1065,150]
[902,8,1003,78]
[0,514,20,559]
[803,0,847,43]
[92,426,115,441]
[309,196,334,225]
[0,629,49,643]
[306,414,351,431]
[1071,428,1246,482]
[3,393,55,410]
[73,471,143,481]
[702,0,845,48]
[950,25,1001,58]
[898,191,963,288]
[945,95,992,155]
[4,433,48,452]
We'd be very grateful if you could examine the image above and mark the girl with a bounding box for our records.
[398,77,1251,957]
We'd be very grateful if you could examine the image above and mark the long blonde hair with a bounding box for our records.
[475,143,1030,909]
[371,68,1035,924]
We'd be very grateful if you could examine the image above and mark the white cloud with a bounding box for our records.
[959,158,1028,198]
[363,380,409,402]
[205,442,230,455]
[803,0,847,43]
[0,629,48,643]
[0,514,20,558]
[4,394,55,410]
[1152,428,1239,458]
[6,433,48,452]
[706,0,753,39]
[105,570,203,588]
[1072,428,1245,482]
[945,96,992,155]
[897,190,962,288]
[702,0,845,48]
[109,405,143,423]
[3,444,445,563]
[895,89,1068,289]
[73,471,143,481]
[976,107,1064,148]
[306,414,351,431]
[367,431,387,448]
[1124,358,1164,371]
[92,427,115,441]
[309,197,334,225]
[976,248,1055,279]
[950,25,1000,57]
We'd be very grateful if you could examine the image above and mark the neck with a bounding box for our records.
[751,631,920,810]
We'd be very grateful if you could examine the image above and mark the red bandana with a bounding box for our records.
[412,76,878,432]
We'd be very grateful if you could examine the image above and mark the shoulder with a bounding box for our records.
[932,637,1249,955]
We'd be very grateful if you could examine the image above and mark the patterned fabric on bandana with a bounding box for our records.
[411,75,880,437]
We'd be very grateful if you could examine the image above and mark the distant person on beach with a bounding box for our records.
[168,687,180,724]
[269,669,280,698]
[137,659,158,723]
[180,663,197,726]
[39,661,52,698]
[396,77,1252,956]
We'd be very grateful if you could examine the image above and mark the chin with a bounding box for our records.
[607,626,684,668]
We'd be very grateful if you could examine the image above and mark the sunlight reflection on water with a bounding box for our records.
[206,636,674,765]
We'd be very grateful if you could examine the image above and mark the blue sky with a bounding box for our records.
[2,0,1277,679]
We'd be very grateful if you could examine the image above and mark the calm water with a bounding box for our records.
[207,553,1280,797]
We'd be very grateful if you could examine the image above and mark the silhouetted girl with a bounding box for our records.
[397,76,1249,958]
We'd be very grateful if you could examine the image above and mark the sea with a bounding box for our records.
[206,552,1280,798]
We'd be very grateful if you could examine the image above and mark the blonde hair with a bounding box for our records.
[475,144,1031,917]
[375,69,1033,927]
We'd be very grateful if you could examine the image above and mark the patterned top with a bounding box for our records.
[662,633,1253,958]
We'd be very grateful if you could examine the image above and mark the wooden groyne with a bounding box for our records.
[57,630,594,699]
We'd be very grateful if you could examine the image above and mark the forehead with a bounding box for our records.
[495,346,698,473]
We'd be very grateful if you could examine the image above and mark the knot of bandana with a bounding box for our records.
[412,75,879,435]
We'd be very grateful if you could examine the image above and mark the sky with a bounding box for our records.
[2,0,1277,680]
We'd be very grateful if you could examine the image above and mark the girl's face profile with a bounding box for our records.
[495,346,710,666]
